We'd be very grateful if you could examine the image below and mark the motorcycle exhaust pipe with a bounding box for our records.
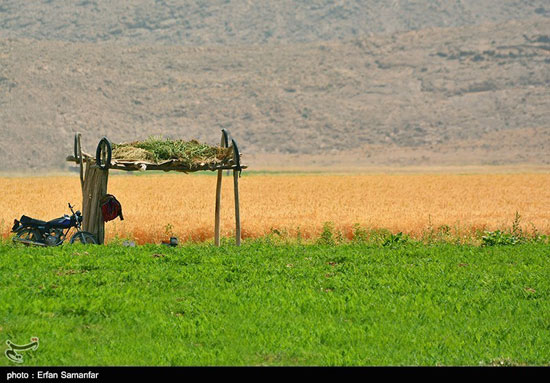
[12,238,47,247]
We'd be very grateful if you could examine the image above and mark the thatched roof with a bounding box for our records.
[67,137,245,173]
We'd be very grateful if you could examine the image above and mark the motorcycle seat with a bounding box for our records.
[20,215,47,227]
[19,215,73,230]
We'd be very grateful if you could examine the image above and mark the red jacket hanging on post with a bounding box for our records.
[100,194,124,222]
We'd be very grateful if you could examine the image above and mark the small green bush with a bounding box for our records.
[317,222,336,246]
[481,230,522,246]
[382,232,409,247]
[481,212,527,247]
[352,223,368,243]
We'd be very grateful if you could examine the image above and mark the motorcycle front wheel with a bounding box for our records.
[13,228,43,246]
[70,231,98,245]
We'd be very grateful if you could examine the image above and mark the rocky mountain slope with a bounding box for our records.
[0,2,549,170]
[1,0,548,45]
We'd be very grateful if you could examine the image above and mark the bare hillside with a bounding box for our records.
[1,17,549,170]
[0,0,548,45]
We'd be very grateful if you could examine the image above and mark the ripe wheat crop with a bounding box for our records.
[1,173,549,244]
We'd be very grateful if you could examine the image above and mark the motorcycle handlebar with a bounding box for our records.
[68,203,77,217]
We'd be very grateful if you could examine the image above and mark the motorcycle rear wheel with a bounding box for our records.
[70,231,98,245]
[13,228,43,246]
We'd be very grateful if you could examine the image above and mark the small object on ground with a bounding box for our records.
[122,240,136,247]
[161,237,179,247]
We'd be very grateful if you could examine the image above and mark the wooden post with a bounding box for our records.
[215,129,231,247]
[75,133,84,190]
[214,169,223,246]
[233,169,241,246]
[81,159,109,244]
[231,138,241,246]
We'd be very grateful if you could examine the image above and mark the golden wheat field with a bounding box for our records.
[1,173,549,244]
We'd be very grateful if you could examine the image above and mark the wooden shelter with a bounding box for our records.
[67,130,246,246]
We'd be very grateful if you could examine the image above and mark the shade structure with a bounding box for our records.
[67,130,245,245]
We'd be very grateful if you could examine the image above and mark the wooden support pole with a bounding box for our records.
[81,160,109,244]
[214,169,223,246]
[230,137,242,246]
[215,130,230,247]
[233,169,241,246]
[76,133,84,190]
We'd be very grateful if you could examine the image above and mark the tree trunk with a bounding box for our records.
[81,160,109,244]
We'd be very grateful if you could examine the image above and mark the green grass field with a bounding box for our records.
[1,241,549,366]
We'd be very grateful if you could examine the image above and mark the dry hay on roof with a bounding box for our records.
[112,137,233,167]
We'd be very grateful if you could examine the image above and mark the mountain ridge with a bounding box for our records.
[1,0,548,45]
[0,2,549,170]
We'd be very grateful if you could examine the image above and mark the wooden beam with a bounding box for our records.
[66,155,246,173]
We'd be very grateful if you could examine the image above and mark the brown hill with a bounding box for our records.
[1,0,548,45]
[1,17,549,170]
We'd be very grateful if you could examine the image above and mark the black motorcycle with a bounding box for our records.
[11,203,97,246]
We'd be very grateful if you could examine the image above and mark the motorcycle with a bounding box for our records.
[11,203,97,246]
